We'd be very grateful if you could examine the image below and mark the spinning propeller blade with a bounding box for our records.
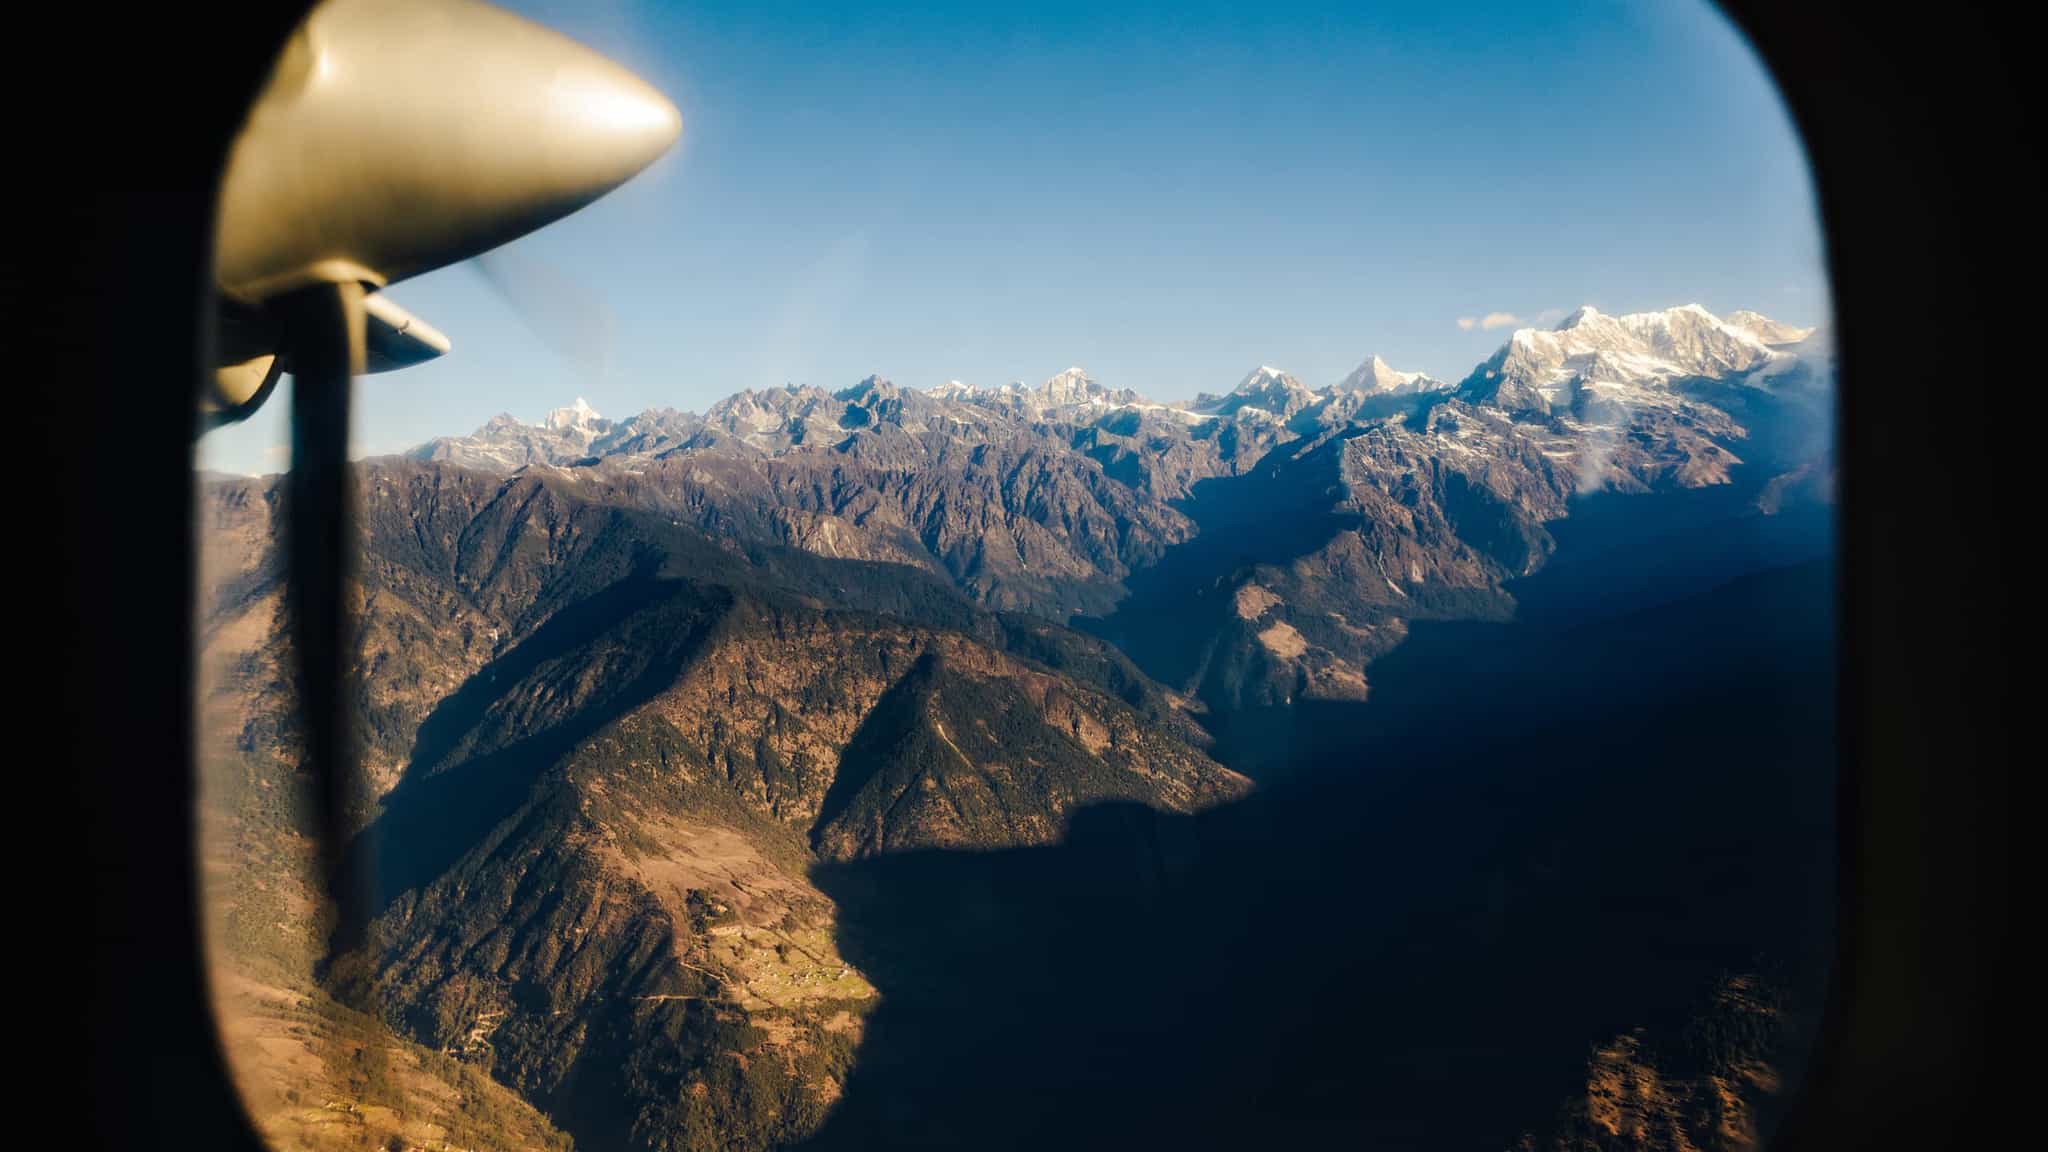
[207,0,679,952]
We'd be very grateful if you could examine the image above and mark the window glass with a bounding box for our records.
[198,2,1834,1149]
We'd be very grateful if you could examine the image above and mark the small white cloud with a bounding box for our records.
[1458,312,1526,331]
[1460,310,1563,332]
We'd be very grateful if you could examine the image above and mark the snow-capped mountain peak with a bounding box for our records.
[1465,304,1816,417]
[1724,310,1817,347]
[407,396,615,472]
[1337,355,1445,396]
[544,396,604,433]
[1554,304,1602,330]
[1200,365,1316,419]
[1012,366,1152,413]
[837,374,899,402]
[1039,366,1100,405]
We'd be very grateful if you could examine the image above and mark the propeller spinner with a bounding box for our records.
[204,0,678,424]
[215,0,680,309]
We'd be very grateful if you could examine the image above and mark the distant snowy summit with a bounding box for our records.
[1182,356,1445,418]
[1338,355,1449,397]
[1201,366,1319,420]
[414,396,615,472]
[542,396,606,434]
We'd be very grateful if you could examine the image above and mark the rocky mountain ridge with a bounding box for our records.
[406,303,1827,615]
[199,302,1835,1152]
[199,457,1253,1151]
[395,303,1834,750]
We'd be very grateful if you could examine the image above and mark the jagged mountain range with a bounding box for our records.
[405,304,1830,709]
[410,303,1821,479]
[199,304,1835,1152]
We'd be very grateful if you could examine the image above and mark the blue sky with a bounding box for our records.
[201,0,1829,475]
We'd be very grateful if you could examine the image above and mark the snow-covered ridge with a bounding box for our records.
[405,304,1824,472]
[1462,303,1824,416]
[1724,310,1817,347]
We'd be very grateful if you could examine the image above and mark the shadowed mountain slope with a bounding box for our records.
[803,536,1835,1151]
